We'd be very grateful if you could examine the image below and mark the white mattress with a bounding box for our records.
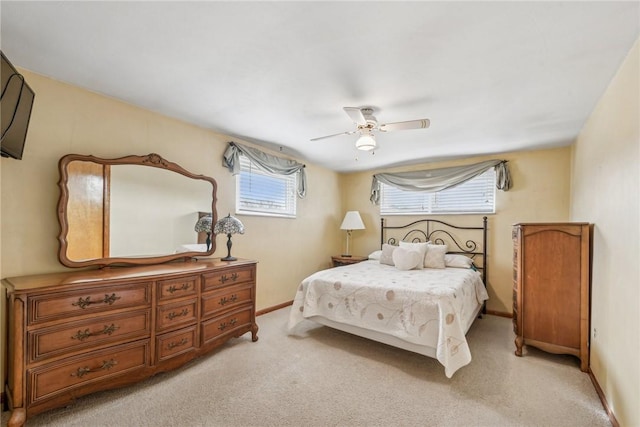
[288,260,488,377]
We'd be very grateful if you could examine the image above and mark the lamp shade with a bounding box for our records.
[214,214,245,235]
[340,211,365,230]
[194,215,212,233]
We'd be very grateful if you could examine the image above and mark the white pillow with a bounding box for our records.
[368,250,382,260]
[392,247,422,271]
[424,244,448,269]
[444,254,474,269]
[379,244,396,266]
[398,241,428,270]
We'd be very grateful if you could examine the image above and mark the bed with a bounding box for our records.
[288,217,489,378]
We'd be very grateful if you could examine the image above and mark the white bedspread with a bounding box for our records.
[288,260,489,378]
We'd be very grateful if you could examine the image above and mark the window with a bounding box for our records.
[380,168,496,215]
[236,155,297,217]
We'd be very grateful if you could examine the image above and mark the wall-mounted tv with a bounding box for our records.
[1,51,35,160]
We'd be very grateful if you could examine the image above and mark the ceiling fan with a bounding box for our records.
[311,107,430,151]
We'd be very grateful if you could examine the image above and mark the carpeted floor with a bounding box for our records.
[2,308,610,427]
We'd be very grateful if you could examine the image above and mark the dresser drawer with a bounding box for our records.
[28,340,149,405]
[156,326,197,362]
[156,298,197,332]
[28,281,152,325]
[202,265,254,292]
[28,309,151,363]
[201,283,253,318]
[157,275,198,302]
[201,307,252,345]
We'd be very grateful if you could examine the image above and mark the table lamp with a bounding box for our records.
[194,214,213,251]
[340,211,365,257]
[214,213,245,261]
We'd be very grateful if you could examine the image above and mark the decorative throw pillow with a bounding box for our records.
[392,247,422,271]
[398,241,428,270]
[379,244,396,266]
[368,250,382,260]
[424,244,448,269]
[444,254,473,269]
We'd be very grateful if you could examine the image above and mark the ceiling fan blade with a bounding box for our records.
[343,107,367,126]
[310,130,356,141]
[379,118,430,132]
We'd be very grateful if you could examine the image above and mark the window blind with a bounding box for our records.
[236,155,297,217]
[380,168,496,215]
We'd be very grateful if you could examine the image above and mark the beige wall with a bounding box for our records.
[340,146,572,315]
[0,70,343,389]
[570,39,639,427]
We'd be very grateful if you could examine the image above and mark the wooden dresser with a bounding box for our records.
[512,223,590,371]
[4,258,258,427]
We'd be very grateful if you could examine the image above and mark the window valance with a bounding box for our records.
[370,159,511,205]
[223,142,307,198]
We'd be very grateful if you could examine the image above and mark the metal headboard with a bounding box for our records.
[381,216,488,285]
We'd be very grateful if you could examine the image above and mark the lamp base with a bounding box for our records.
[341,254,352,257]
[222,234,236,262]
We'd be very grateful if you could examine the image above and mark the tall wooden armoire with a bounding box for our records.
[512,222,591,371]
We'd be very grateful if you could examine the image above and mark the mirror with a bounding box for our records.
[57,153,217,268]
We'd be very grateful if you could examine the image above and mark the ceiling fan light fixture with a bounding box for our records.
[356,133,376,151]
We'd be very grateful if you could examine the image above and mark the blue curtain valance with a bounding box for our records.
[223,142,307,198]
[370,159,511,205]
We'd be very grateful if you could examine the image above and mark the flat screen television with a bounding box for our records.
[1,51,35,160]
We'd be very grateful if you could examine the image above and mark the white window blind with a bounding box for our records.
[380,168,496,215]
[236,155,297,218]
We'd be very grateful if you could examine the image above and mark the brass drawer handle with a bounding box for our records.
[219,294,238,306]
[167,338,189,350]
[219,272,239,284]
[218,317,238,331]
[166,308,189,320]
[71,359,118,378]
[72,293,121,309]
[168,282,191,294]
[71,323,120,341]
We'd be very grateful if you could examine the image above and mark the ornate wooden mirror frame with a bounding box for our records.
[57,153,218,268]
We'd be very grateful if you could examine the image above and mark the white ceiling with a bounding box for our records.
[1,1,638,172]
